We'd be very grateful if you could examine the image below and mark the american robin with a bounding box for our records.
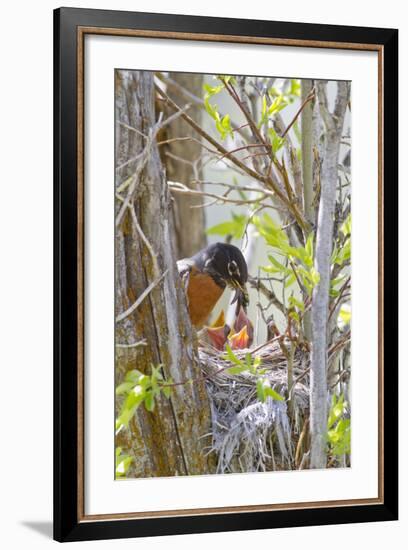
[177,242,249,328]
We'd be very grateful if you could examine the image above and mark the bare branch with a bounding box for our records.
[155,84,311,233]
[116,340,147,349]
[248,275,285,315]
[128,204,160,277]
[115,270,168,323]
[155,72,250,139]
[155,83,269,184]
[281,86,315,138]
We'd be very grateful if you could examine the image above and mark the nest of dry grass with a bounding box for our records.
[198,340,311,473]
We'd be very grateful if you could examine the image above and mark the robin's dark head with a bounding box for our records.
[192,242,249,310]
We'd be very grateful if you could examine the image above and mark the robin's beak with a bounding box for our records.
[229,279,249,312]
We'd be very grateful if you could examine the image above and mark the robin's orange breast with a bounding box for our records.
[186,268,224,328]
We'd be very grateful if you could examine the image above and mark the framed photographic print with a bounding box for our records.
[54,7,398,542]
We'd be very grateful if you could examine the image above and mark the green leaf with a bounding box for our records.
[331,244,339,264]
[257,378,284,402]
[253,213,290,251]
[284,274,296,288]
[328,417,351,456]
[259,94,268,127]
[256,378,266,402]
[125,369,145,384]
[305,233,314,261]
[203,81,233,140]
[268,254,288,273]
[116,454,133,477]
[338,304,351,326]
[224,344,244,367]
[328,394,345,428]
[203,83,224,97]
[216,114,233,140]
[116,404,138,431]
[289,310,300,323]
[115,381,134,395]
[227,365,248,375]
[268,127,285,153]
[124,385,145,410]
[144,391,155,412]
[268,95,288,116]
[264,386,285,401]
[289,79,301,97]
[206,213,247,239]
[340,214,351,237]
[151,364,164,381]
[333,238,351,266]
[288,295,305,312]
[343,239,351,261]
[309,267,320,286]
[217,75,236,85]
[331,275,347,288]
[206,221,236,236]
[221,114,232,134]
[204,95,218,119]
[261,264,281,274]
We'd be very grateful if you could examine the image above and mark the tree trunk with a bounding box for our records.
[301,79,315,226]
[309,81,349,469]
[164,72,207,259]
[301,79,315,344]
[115,70,214,477]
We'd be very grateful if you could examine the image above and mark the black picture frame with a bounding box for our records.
[54,7,398,542]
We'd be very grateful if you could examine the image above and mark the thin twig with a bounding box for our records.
[289,260,306,295]
[248,275,285,315]
[115,270,168,323]
[168,180,268,206]
[116,340,147,349]
[117,120,146,138]
[115,132,157,226]
[217,143,268,162]
[156,81,310,234]
[328,276,351,320]
[127,204,160,277]
[155,84,268,182]
[155,72,249,138]
[222,78,270,153]
[116,106,191,173]
[328,331,351,356]
[281,88,315,138]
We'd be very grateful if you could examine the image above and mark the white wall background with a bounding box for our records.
[0,0,405,548]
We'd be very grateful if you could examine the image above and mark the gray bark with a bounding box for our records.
[309,81,349,469]
[115,70,214,477]
[301,79,315,344]
[301,79,315,226]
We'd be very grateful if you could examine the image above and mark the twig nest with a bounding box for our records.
[198,340,310,473]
